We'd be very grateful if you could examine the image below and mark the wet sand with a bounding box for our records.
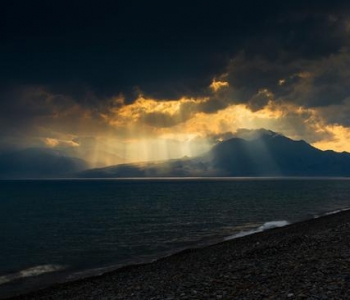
[5,210,350,299]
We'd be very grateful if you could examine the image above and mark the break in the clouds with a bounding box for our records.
[1,0,350,166]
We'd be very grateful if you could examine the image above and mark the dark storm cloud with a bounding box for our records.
[0,86,110,150]
[213,45,350,113]
[0,86,80,136]
[1,0,350,150]
[317,99,350,127]
[1,0,350,103]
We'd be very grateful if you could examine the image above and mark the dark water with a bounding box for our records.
[1,178,350,297]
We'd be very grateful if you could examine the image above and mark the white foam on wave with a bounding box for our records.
[224,220,290,241]
[0,264,67,285]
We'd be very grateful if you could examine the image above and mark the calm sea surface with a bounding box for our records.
[1,178,350,297]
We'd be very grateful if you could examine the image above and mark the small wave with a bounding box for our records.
[224,220,290,241]
[0,264,67,285]
[313,207,350,219]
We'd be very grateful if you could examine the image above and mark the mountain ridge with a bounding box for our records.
[77,130,350,178]
[1,130,349,178]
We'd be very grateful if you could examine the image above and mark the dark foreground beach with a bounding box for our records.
[5,210,350,299]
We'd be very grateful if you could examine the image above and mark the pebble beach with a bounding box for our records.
[5,210,350,300]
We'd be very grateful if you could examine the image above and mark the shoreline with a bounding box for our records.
[3,209,350,299]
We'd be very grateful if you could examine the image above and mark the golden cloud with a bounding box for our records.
[312,125,350,152]
[44,138,80,148]
[103,95,209,129]
[210,79,229,92]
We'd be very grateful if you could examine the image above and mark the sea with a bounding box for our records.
[1,178,350,298]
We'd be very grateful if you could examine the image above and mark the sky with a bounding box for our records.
[1,0,350,167]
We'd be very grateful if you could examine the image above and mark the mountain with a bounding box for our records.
[0,148,89,178]
[77,130,350,178]
[209,130,350,176]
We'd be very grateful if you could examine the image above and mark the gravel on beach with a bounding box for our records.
[5,210,350,300]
